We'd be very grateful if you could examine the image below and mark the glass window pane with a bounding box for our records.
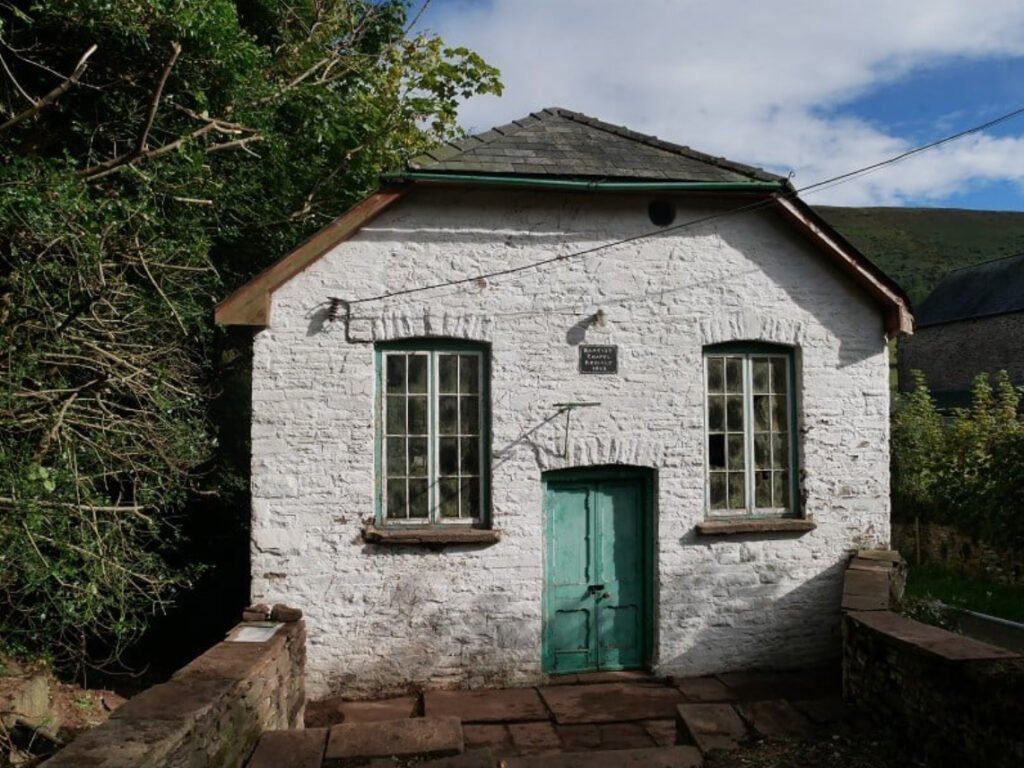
[710,472,727,509]
[386,396,406,435]
[753,395,770,432]
[726,396,744,431]
[773,471,790,509]
[459,355,480,394]
[706,357,724,393]
[408,479,429,518]
[755,471,772,508]
[439,437,459,476]
[408,437,428,476]
[439,354,458,393]
[440,478,460,518]
[726,358,743,393]
[773,434,789,469]
[439,396,458,435]
[771,357,788,394]
[754,434,770,469]
[461,437,479,474]
[386,355,405,394]
[461,478,481,518]
[460,396,479,435]
[408,396,428,435]
[752,360,770,393]
[727,434,745,470]
[386,438,406,477]
[407,354,428,394]
[708,396,725,432]
[728,472,746,509]
[708,434,725,469]
[772,395,788,432]
[387,479,407,519]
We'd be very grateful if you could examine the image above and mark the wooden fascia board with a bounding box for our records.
[214,187,409,327]
[772,195,914,336]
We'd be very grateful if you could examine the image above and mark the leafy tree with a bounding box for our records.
[0,0,501,670]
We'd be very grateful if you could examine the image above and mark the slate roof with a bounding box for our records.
[408,107,784,184]
[916,252,1024,327]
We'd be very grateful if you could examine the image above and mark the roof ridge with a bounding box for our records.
[549,107,781,183]
[936,249,1024,278]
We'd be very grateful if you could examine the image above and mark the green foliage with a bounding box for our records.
[818,206,1024,305]
[902,565,1024,625]
[892,371,1024,545]
[0,0,500,669]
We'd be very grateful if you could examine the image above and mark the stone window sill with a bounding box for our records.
[695,518,816,536]
[362,524,501,546]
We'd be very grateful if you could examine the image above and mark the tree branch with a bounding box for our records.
[0,44,97,134]
[137,41,181,154]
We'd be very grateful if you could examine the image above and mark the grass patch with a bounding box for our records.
[904,565,1024,624]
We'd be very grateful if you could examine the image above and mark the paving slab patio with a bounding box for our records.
[539,682,688,724]
[676,702,748,753]
[739,699,814,738]
[675,675,734,702]
[424,687,549,723]
[504,745,703,768]
[305,694,417,727]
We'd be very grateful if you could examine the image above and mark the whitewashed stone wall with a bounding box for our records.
[249,188,892,698]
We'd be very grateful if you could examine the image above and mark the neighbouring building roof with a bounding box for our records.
[916,252,1024,327]
[406,107,784,184]
[215,108,912,334]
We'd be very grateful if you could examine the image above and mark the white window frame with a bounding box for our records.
[378,346,487,526]
[703,346,798,519]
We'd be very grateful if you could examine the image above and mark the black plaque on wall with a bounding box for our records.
[579,344,618,374]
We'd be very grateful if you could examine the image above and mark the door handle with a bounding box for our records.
[587,584,605,593]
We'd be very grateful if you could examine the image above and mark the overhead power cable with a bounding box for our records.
[345,103,1024,306]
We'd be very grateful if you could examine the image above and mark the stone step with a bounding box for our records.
[503,745,703,767]
[675,702,747,754]
[324,716,464,766]
[246,728,327,768]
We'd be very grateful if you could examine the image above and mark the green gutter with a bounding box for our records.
[382,171,784,192]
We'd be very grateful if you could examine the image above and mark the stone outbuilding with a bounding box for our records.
[898,252,1024,407]
[216,107,913,698]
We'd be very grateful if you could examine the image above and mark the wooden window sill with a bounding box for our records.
[695,518,816,536]
[362,524,501,546]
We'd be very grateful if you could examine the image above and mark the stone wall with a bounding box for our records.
[898,311,1024,394]
[892,520,1024,584]
[841,554,1024,768]
[44,621,305,768]
[251,187,893,697]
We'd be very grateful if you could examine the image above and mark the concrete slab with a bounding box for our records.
[739,700,813,738]
[508,721,561,754]
[463,724,513,753]
[247,728,327,768]
[640,719,677,747]
[425,687,549,723]
[675,676,734,702]
[539,683,686,724]
[504,745,703,767]
[597,722,655,750]
[676,703,747,754]
[324,716,463,764]
[306,695,417,727]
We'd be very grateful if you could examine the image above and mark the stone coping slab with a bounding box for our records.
[539,682,686,724]
[847,610,1020,660]
[325,716,463,763]
[425,687,549,723]
[248,728,327,768]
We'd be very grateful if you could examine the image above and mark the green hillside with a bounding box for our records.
[815,206,1024,306]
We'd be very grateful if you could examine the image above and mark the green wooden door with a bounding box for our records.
[543,470,651,674]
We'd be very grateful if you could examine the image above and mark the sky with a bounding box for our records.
[421,0,1024,210]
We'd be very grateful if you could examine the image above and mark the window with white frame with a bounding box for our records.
[379,343,488,524]
[704,344,797,517]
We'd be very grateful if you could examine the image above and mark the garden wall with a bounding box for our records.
[44,617,305,768]
[841,553,1024,768]
[892,520,1024,584]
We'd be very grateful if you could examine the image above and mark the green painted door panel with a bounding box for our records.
[543,473,650,674]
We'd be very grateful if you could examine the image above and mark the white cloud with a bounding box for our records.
[427,0,1024,206]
